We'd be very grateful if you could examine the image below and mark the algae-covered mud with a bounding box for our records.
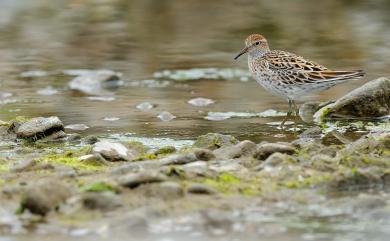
[1,1,390,241]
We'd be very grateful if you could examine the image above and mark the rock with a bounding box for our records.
[10,159,36,172]
[67,133,82,142]
[78,154,109,166]
[136,102,154,111]
[193,148,216,161]
[92,141,139,162]
[254,153,293,171]
[38,130,67,142]
[83,135,99,144]
[21,179,72,215]
[157,111,176,121]
[81,192,121,211]
[193,133,239,150]
[68,70,122,95]
[187,183,218,195]
[11,116,64,140]
[213,146,242,159]
[253,143,296,160]
[345,133,389,154]
[299,101,321,123]
[154,146,176,156]
[118,171,167,189]
[187,97,215,107]
[314,77,390,121]
[235,140,257,156]
[331,167,384,191]
[64,124,89,131]
[54,165,77,178]
[299,127,322,139]
[158,153,198,165]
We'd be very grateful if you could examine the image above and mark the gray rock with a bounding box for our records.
[54,165,77,178]
[154,146,176,155]
[193,133,239,150]
[187,183,218,195]
[254,152,292,171]
[68,70,122,95]
[193,148,216,161]
[92,141,139,162]
[213,146,242,159]
[83,135,99,144]
[118,171,167,189]
[78,153,109,166]
[10,159,36,172]
[21,179,72,215]
[12,116,64,140]
[253,143,296,160]
[235,140,257,156]
[314,77,390,121]
[299,101,333,123]
[81,192,121,211]
[159,153,198,165]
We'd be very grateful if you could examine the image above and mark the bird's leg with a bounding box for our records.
[292,100,299,130]
[280,99,292,129]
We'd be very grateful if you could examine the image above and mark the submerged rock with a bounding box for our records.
[136,102,155,111]
[11,116,64,140]
[68,70,122,95]
[92,141,140,162]
[314,77,390,121]
[193,133,239,150]
[157,111,176,121]
[21,179,72,215]
[188,97,215,107]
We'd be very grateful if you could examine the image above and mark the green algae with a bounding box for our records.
[202,173,261,195]
[38,147,105,171]
[155,146,176,155]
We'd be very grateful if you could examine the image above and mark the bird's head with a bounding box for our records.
[234,34,270,60]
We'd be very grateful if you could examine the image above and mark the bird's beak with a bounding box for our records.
[234,46,248,60]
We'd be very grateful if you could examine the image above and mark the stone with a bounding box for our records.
[118,171,167,189]
[314,77,390,121]
[187,97,215,107]
[193,148,216,161]
[235,140,257,156]
[158,153,198,165]
[78,154,109,166]
[193,133,239,150]
[81,192,121,211]
[83,135,99,144]
[144,182,184,199]
[253,143,296,160]
[154,146,176,156]
[187,183,218,195]
[299,127,322,139]
[68,69,122,95]
[10,159,36,172]
[213,146,242,159]
[254,152,292,171]
[21,179,72,215]
[12,116,64,140]
[92,141,139,162]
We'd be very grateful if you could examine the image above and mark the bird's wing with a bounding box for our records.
[264,51,364,85]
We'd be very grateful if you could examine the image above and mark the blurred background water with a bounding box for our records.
[0,0,389,142]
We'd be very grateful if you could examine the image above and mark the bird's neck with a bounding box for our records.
[248,48,270,60]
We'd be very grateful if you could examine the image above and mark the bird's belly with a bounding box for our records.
[253,74,297,99]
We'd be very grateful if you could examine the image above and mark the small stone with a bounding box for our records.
[298,101,321,123]
[213,146,242,159]
[21,179,72,215]
[187,183,218,195]
[67,133,82,142]
[12,116,64,140]
[83,135,99,145]
[10,159,36,172]
[188,97,215,107]
[81,192,121,211]
[92,141,139,162]
[65,124,90,131]
[154,146,176,155]
[253,143,296,160]
[193,148,216,161]
[36,86,58,96]
[158,153,198,165]
[157,111,176,121]
[254,152,292,171]
[235,140,257,156]
[118,171,167,189]
[193,133,239,150]
[145,182,184,199]
[68,69,122,95]
[136,102,154,111]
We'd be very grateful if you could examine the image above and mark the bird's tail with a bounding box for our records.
[319,70,365,82]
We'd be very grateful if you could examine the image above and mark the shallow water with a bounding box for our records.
[0,0,390,142]
[0,1,390,241]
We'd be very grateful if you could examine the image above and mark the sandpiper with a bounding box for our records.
[234,34,364,127]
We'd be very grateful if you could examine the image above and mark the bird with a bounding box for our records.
[234,34,364,128]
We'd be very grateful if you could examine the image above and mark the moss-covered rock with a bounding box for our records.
[192,133,239,150]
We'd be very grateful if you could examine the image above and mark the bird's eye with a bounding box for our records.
[255,42,260,45]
